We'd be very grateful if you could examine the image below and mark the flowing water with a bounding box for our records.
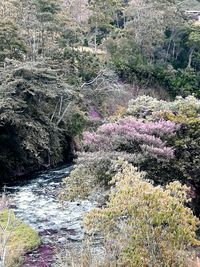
[3,166,98,266]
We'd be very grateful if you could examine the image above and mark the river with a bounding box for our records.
[3,166,100,266]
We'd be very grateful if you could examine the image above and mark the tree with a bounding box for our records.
[187,26,200,68]
[35,0,61,56]
[0,20,26,62]
[123,0,185,60]
[0,0,18,22]
[60,0,91,49]
[88,0,123,51]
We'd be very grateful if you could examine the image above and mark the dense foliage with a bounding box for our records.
[0,0,200,97]
[0,66,86,181]
[85,162,200,267]
[64,95,200,213]
[1,0,200,265]
[83,117,178,158]
[126,96,200,210]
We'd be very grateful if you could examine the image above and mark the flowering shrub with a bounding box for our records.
[63,109,180,200]
[126,96,200,213]
[83,117,178,160]
[84,161,200,267]
[146,113,200,214]
[64,95,200,216]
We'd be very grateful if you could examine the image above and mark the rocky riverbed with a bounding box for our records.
[4,166,104,266]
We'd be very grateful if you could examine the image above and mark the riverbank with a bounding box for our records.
[1,166,104,266]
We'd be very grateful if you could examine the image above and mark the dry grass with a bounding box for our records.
[54,244,118,267]
[55,250,200,267]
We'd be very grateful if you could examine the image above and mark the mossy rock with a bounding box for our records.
[0,210,40,267]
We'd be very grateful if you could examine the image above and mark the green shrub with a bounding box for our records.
[0,209,40,267]
[127,95,200,119]
[146,114,200,214]
[60,151,139,200]
[84,161,200,267]
[61,164,96,200]
[127,95,200,213]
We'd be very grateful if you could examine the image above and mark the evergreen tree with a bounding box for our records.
[0,20,26,62]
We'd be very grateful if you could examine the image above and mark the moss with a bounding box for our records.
[0,210,40,267]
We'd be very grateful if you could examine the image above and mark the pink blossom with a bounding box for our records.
[83,117,179,159]
[89,106,102,120]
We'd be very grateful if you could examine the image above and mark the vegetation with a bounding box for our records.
[62,95,200,265]
[1,0,200,266]
[64,95,200,210]
[0,209,40,267]
[0,66,87,181]
[85,161,200,267]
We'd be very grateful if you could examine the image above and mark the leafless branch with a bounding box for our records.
[80,71,103,89]
[50,99,60,122]
[58,96,63,117]
[57,101,76,125]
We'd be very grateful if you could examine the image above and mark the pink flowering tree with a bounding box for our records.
[83,117,179,160]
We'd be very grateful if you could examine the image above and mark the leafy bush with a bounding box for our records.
[147,114,200,214]
[127,95,200,119]
[61,164,96,201]
[63,101,180,199]
[127,95,168,119]
[61,151,143,200]
[64,95,200,215]
[84,161,200,267]
[127,95,200,214]
[0,209,40,267]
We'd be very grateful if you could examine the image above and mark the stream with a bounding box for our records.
[4,166,100,267]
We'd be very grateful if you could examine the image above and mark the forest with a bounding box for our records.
[0,0,200,266]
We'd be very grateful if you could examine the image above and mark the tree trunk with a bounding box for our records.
[94,22,98,53]
[187,47,195,69]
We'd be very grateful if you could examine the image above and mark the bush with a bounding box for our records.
[0,209,40,267]
[84,162,200,267]
[83,117,178,159]
[64,95,200,215]
[61,151,142,200]
[63,100,180,199]
[127,95,168,119]
[130,96,200,213]
[146,113,200,214]
[127,95,200,120]
[61,164,96,200]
